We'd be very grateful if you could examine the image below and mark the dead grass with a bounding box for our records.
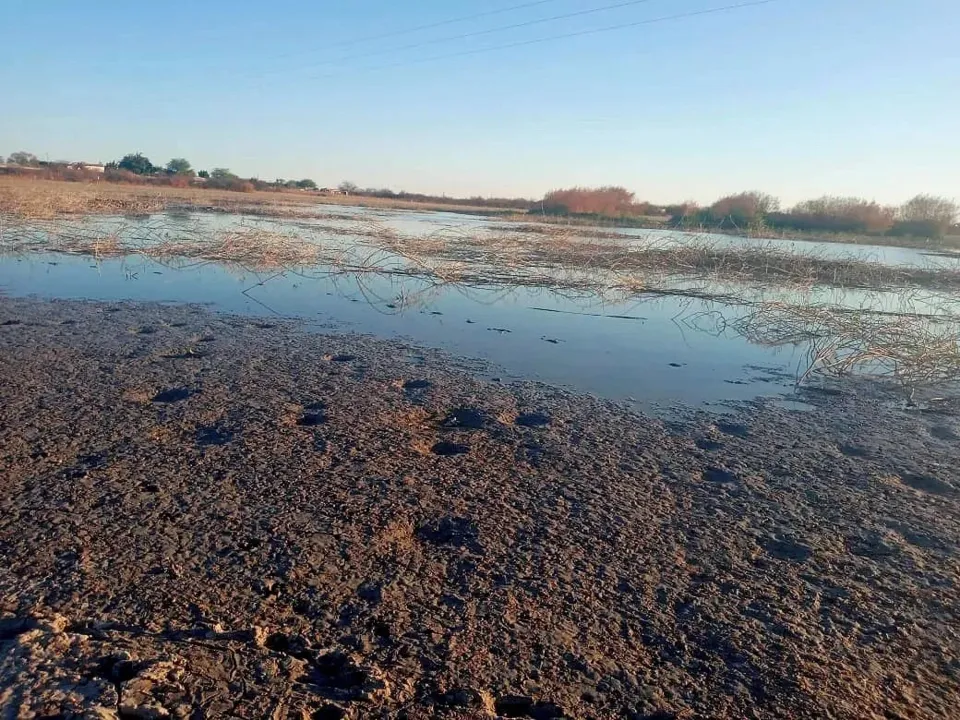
[0,177,517,220]
[727,301,960,395]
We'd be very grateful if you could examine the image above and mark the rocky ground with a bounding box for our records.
[0,297,957,719]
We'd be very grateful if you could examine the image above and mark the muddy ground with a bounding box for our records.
[0,296,957,719]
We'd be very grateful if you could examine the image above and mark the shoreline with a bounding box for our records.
[1,296,958,718]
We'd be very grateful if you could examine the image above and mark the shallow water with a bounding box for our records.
[4,205,954,410]
[0,249,811,411]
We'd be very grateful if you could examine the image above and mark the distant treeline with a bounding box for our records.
[3,149,956,238]
[540,187,960,240]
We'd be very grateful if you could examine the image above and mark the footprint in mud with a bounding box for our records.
[703,466,738,484]
[716,420,750,438]
[195,425,233,447]
[930,425,959,441]
[899,473,956,496]
[431,441,470,456]
[762,537,813,563]
[417,516,481,551]
[300,650,385,702]
[294,402,328,427]
[494,695,566,718]
[839,443,871,458]
[151,387,193,403]
[312,705,347,720]
[161,348,207,360]
[441,408,489,430]
[402,379,431,391]
[516,412,551,428]
[696,438,723,451]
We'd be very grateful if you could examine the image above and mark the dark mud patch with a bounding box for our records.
[312,705,346,720]
[716,421,750,438]
[0,319,22,326]
[761,537,813,563]
[151,387,193,403]
[402,379,431,391]
[696,438,723,451]
[329,354,357,363]
[900,473,955,496]
[516,412,551,428]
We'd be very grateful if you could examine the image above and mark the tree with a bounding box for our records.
[117,153,156,175]
[165,157,193,175]
[8,151,39,166]
[338,181,359,194]
[709,191,780,225]
[210,168,236,180]
[197,170,209,179]
[900,194,958,227]
[296,178,318,190]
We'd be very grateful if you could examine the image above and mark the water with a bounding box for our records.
[3,205,951,410]
[0,250,808,410]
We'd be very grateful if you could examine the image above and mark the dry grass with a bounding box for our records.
[726,301,960,396]
[0,177,517,220]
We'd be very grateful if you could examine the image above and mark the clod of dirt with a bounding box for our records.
[516,412,551,428]
[95,654,143,683]
[151,387,193,403]
[430,441,469,456]
[441,408,488,430]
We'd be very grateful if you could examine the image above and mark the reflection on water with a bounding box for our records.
[0,250,808,410]
[3,204,958,409]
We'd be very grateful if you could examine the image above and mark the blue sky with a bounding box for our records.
[1,0,957,205]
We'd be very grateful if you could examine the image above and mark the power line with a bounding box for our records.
[302,0,784,80]
[265,0,568,62]
[256,0,662,77]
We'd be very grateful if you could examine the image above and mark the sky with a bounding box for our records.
[1,0,957,205]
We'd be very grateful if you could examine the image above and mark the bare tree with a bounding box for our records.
[900,194,959,227]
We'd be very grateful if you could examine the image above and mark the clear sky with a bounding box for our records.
[1,0,957,205]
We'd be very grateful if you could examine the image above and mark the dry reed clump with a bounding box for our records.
[373,229,960,292]
[145,228,324,268]
[728,301,960,393]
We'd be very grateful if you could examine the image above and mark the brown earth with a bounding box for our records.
[0,297,957,719]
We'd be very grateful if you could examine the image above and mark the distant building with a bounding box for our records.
[78,163,105,173]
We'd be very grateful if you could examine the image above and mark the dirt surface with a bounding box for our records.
[0,297,958,719]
